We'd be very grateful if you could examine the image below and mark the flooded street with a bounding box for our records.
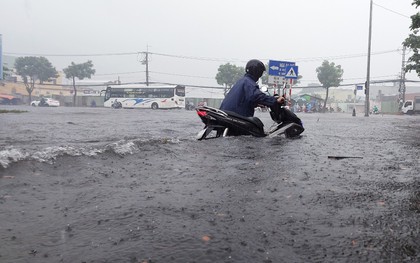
[0,106,419,262]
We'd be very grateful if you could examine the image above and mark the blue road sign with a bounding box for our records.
[268,60,295,77]
[284,65,299,79]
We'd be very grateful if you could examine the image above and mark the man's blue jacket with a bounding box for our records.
[220,73,277,117]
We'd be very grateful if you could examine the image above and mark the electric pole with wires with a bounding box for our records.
[141,47,150,86]
[398,47,407,110]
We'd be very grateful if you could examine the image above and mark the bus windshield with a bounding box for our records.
[175,86,185,97]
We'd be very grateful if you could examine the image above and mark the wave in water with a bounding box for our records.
[0,137,181,169]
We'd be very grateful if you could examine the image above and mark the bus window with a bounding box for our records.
[175,86,185,97]
[111,90,125,98]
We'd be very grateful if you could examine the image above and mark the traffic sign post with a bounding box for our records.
[284,65,298,107]
[268,60,298,107]
[268,60,295,85]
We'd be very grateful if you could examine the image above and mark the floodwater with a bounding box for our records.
[0,105,419,263]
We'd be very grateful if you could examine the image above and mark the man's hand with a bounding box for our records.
[277,96,285,104]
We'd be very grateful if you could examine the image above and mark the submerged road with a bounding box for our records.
[0,106,419,262]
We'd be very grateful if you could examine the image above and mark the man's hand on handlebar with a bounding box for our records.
[276,96,285,105]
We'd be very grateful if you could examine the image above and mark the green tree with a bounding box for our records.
[403,0,420,76]
[63,61,95,106]
[215,63,244,96]
[316,60,343,111]
[14,56,58,104]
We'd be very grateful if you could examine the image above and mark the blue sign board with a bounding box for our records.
[284,65,299,79]
[268,60,295,77]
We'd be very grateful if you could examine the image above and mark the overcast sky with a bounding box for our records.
[1,0,418,88]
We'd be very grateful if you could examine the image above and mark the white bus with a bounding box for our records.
[103,84,185,109]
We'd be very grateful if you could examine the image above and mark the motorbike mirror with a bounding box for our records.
[260,86,269,94]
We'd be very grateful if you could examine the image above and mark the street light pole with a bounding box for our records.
[365,0,373,117]
[353,86,356,116]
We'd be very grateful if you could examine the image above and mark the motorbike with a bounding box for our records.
[195,96,304,140]
[111,100,122,109]
[38,98,49,107]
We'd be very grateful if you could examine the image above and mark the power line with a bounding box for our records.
[304,74,400,82]
[373,2,411,19]
[292,49,400,63]
[95,70,145,76]
[5,49,411,86]
[97,66,402,84]
[149,52,246,63]
[150,71,215,79]
[8,78,414,90]
[4,51,140,57]
[4,49,402,64]
[150,50,402,64]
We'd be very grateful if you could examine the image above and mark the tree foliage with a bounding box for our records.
[215,63,244,96]
[316,60,344,111]
[14,56,58,104]
[403,0,420,76]
[63,61,96,106]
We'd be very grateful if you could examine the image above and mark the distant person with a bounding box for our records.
[220,59,284,117]
[40,97,46,106]
[90,100,96,107]
[112,99,122,109]
[186,101,194,110]
[372,105,379,114]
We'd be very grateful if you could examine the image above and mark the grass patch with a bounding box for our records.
[0,109,28,114]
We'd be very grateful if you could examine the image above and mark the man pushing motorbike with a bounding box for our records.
[220,59,284,117]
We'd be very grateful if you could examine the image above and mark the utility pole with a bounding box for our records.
[141,46,150,86]
[365,0,373,117]
[352,85,357,116]
[145,51,149,86]
[398,47,407,110]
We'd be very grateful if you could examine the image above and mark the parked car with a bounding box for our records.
[31,98,60,107]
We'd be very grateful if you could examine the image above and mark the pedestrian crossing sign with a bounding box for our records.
[284,66,298,79]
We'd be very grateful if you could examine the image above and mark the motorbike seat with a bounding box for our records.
[223,110,264,128]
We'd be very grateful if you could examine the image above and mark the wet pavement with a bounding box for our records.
[0,106,419,262]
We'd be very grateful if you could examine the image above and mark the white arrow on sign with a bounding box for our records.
[270,65,279,71]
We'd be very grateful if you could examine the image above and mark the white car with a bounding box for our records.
[31,98,60,107]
